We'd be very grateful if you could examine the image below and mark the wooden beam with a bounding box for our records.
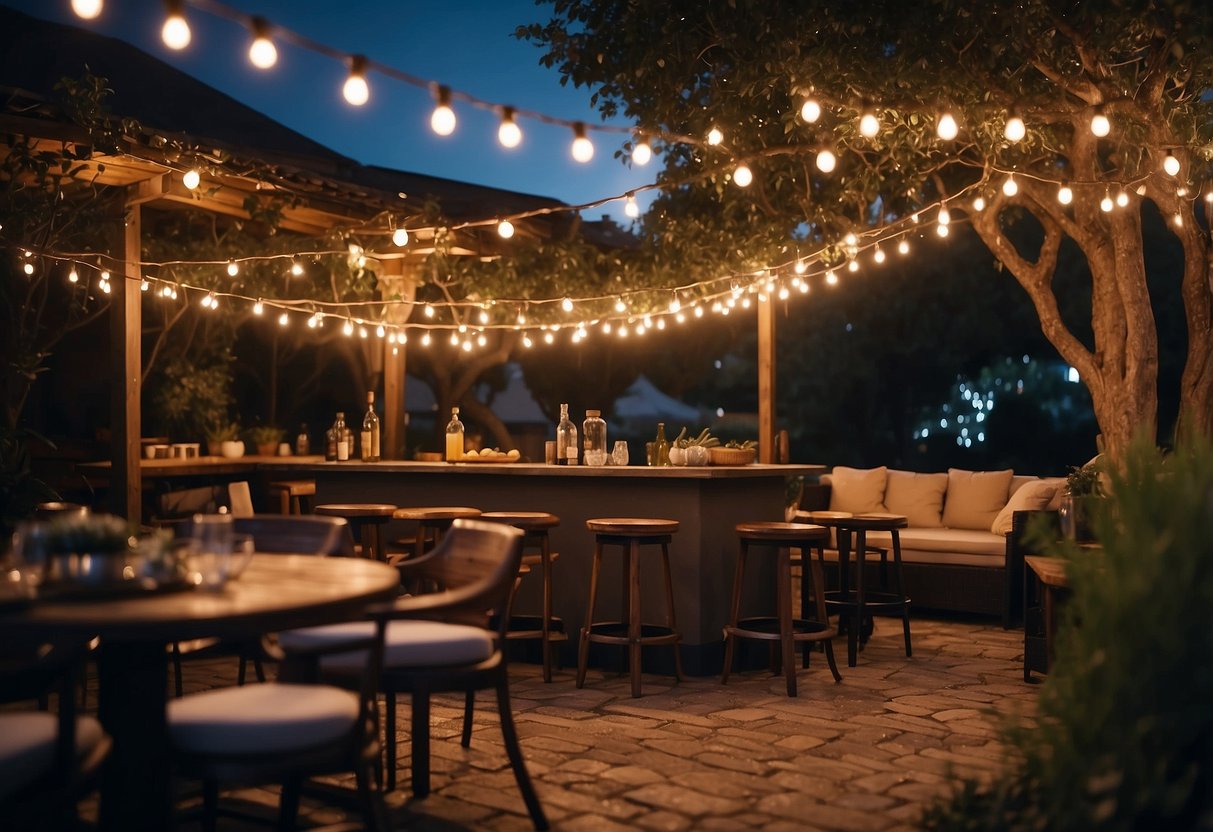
[757,295,776,464]
[380,261,418,460]
[109,200,142,521]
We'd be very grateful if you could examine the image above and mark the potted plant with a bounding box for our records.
[247,426,283,457]
[205,421,244,459]
[1060,460,1103,543]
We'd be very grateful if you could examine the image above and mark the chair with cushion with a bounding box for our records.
[167,617,389,831]
[279,519,548,830]
[0,639,110,831]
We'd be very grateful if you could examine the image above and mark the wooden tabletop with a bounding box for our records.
[1025,556,1070,588]
[0,555,400,642]
[78,455,325,479]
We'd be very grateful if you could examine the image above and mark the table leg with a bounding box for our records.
[849,529,866,668]
[98,641,172,832]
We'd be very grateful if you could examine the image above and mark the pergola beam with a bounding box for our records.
[108,198,141,521]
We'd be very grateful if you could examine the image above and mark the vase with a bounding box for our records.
[1059,494,1098,543]
[219,440,245,459]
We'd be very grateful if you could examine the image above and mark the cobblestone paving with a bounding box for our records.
[157,615,1035,831]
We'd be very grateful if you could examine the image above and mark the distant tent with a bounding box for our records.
[611,376,701,428]
[405,363,547,425]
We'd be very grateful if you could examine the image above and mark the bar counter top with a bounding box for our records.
[261,459,825,478]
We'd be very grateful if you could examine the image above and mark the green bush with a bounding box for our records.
[923,438,1213,831]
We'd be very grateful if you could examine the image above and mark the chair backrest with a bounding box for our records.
[227,481,255,518]
[177,515,356,556]
[393,518,524,630]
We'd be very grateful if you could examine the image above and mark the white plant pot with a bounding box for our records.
[668,446,687,466]
[219,440,245,459]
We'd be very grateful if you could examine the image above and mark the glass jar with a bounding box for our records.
[583,409,607,466]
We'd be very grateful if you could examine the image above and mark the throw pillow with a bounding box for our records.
[827,466,888,514]
[883,470,948,527]
[990,479,1059,535]
[942,468,1014,530]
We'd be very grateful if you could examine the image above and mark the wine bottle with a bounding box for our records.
[445,407,465,462]
[296,423,310,456]
[334,412,349,461]
[556,403,579,465]
[654,422,670,467]
[361,391,381,462]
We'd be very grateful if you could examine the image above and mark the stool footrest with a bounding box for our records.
[725,616,836,642]
[825,590,911,611]
[584,621,681,646]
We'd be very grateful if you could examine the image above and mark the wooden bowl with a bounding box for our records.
[709,446,757,466]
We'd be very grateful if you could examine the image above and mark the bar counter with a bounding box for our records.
[263,459,825,674]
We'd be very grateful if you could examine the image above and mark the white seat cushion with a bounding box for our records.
[0,713,105,799]
[168,683,358,754]
[867,528,1007,557]
[279,620,495,673]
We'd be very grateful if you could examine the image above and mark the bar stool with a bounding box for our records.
[721,522,841,696]
[577,518,683,698]
[267,480,316,515]
[824,513,913,667]
[480,511,565,682]
[313,503,396,561]
[391,506,482,562]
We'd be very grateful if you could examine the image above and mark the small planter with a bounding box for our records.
[219,440,246,459]
[256,442,278,456]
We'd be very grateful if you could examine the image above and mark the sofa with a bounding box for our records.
[796,466,1064,627]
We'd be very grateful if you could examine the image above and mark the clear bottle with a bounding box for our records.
[324,420,337,462]
[296,423,310,457]
[583,409,607,466]
[653,422,670,467]
[361,391,381,462]
[445,407,465,462]
[556,403,579,465]
[333,412,349,461]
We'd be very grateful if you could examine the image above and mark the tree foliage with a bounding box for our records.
[522,0,1213,460]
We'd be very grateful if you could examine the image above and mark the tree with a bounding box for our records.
[523,0,1213,460]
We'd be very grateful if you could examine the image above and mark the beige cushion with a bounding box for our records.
[279,620,494,672]
[0,713,105,800]
[941,469,1014,531]
[990,480,1060,535]
[867,528,1008,558]
[168,683,359,754]
[883,470,947,527]
[826,466,888,514]
[1009,475,1037,497]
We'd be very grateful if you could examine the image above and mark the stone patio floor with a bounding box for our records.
[127,614,1038,831]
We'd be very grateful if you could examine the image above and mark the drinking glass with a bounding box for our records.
[611,440,630,467]
[189,513,233,590]
[10,520,51,590]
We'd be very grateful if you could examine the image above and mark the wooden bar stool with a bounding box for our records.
[480,511,565,682]
[266,479,316,515]
[577,518,683,698]
[391,506,482,562]
[313,503,397,561]
[721,522,841,696]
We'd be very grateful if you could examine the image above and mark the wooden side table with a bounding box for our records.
[1023,555,1070,682]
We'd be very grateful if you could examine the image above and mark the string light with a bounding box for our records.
[1100,190,1114,212]
[1115,190,1129,208]
[278,311,289,326]
[794,259,807,274]
[343,319,355,336]
[1057,184,1073,205]
[815,148,837,173]
[430,85,456,136]
[1002,175,1018,197]
[936,111,959,140]
[873,246,886,263]
[561,297,574,313]
[858,108,880,138]
[825,270,839,285]
[1090,107,1110,137]
[182,169,200,190]
[226,260,239,277]
[342,56,370,106]
[161,1,191,51]
[71,0,102,19]
[571,123,594,162]
[624,195,640,218]
[1163,150,1180,177]
[253,299,264,315]
[1004,112,1026,142]
[898,240,910,255]
[497,106,521,148]
[421,332,432,347]
[68,265,79,283]
[707,127,724,145]
[376,323,386,337]
[632,137,652,165]
[248,18,277,69]
[424,304,435,318]
[22,262,34,276]
[497,220,514,239]
[937,206,951,226]
[732,164,753,187]
[800,97,821,123]
[972,195,986,211]
[392,227,409,247]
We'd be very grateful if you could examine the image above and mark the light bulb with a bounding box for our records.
[291,259,304,276]
[632,139,652,165]
[392,227,409,247]
[794,259,807,274]
[859,111,879,138]
[161,9,191,50]
[561,297,574,313]
[615,297,627,313]
[1100,192,1114,212]
[278,312,289,327]
[182,169,200,190]
[544,332,555,344]
[431,99,456,136]
[343,57,369,106]
[825,270,838,285]
[707,127,723,145]
[424,304,435,318]
[69,267,79,283]
[1090,109,1110,137]
[421,333,432,347]
[936,224,950,238]
[1058,185,1073,205]
[571,123,594,162]
[22,262,34,276]
[898,240,910,255]
[1163,150,1180,177]
[936,112,958,140]
[624,196,640,218]
[815,149,837,173]
[478,309,489,325]
[343,319,354,336]
[71,0,102,19]
[497,220,514,239]
[497,108,521,148]
[253,300,264,315]
[847,259,860,272]
[1115,190,1129,207]
[1004,115,1025,142]
[800,98,821,123]
[226,260,239,277]
[972,196,986,211]
[377,323,386,337]
[1002,175,1018,196]
[874,246,886,263]
[248,19,277,69]
[733,164,753,187]
[938,206,951,225]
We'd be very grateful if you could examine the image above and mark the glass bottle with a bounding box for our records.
[445,407,465,462]
[653,422,670,467]
[361,391,380,462]
[296,423,310,457]
[333,412,349,461]
[324,420,337,462]
[556,403,579,465]
[583,409,607,466]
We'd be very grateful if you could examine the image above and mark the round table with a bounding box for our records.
[0,555,400,832]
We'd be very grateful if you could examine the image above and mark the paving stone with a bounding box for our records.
[628,783,748,817]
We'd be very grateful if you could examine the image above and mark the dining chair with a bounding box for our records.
[0,639,111,831]
[278,519,549,830]
[171,515,358,695]
[167,615,389,831]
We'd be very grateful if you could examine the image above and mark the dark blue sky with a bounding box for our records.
[11,0,654,223]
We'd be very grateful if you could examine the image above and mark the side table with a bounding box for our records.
[1023,555,1070,682]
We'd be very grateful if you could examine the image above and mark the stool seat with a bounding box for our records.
[267,479,316,515]
[586,518,679,535]
[844,513,909,530]
[802,510,854,524]
[736,521,828,542]
[392,506,482,522]
[480,511,559,532]
[314,504,396,561]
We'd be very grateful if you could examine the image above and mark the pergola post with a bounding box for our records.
[757,295,776,464]
[380,259,418,460]
[109,200,141,520]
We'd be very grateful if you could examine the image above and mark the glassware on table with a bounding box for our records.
[227,533,255,580]
[611,440,630,467]
[582,409,607,466]
[188,513,234,590]
[10,520,51,590]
